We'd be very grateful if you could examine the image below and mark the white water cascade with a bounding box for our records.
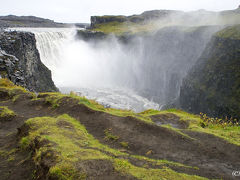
[11,28,160,112]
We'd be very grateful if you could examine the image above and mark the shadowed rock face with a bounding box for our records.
[180,25,240,119]
[0,31,58,92]
[0,49,26,87]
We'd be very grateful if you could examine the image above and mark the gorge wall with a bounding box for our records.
[0,30,58,92]
[180,25,240,119]
[77,26,221,108]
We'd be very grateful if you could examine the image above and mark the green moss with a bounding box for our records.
[161,124,196,141]
[21,114,117,179]
[21,114,205,179]
[0,148,17,162]
[0,106,16,118]
[216,24,240,39]
[1,78,238,147]
[42,92,153,124]
[120,142,129,148]
[42,92,67,108]
[12,94,20,102]
[20,137,31,150]
[114,159,206,180]
[130,155,198,170]
[49,162,86,180]
[0,79,35,102]
[37,91,240,146]
[104,129,119,141]
[0,78,28,93]
[0,78,15,87]
[156,109,240,146]
[91,21,157,35]
[0,150,8,157]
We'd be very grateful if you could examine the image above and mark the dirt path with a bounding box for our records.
[0,93,239,179]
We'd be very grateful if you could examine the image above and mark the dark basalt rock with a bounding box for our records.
[0,49,26,87]
[180,25,240,119]
[0,31,58,92]
[76,29,137,44]
[76,30,107,41]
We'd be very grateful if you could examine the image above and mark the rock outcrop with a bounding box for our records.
[180,25,240,119]
[76,30,107,41]
[0,49,25,87]
[0,31,58,92]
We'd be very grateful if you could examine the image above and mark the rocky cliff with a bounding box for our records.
[180,25,240,119]
[0,31,58,92]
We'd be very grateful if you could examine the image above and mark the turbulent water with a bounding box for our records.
[9,28,160,112]
[8,26,219,112]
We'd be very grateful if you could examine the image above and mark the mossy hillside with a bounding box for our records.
[0,106,16,121]
[0,78,36,100]
[216,24,240,39]
[0,106,16,118]
[141,109,240,146]
[1,78,239,147]
[20,114,206,180]
[114,159,206,180]
[1,78,239,178]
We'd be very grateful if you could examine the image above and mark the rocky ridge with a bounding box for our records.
[0,30,58,92]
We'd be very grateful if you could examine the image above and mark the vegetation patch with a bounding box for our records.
[36,88,240,147]
[114,159,206,180]
[104,129,119,141]
[0,78,35,101]
[216,24,240,39]
[91,21,157,35]
[0,106,16,120]
[143,109,240,146]
[20,114,205,179]
[120,141,129,148]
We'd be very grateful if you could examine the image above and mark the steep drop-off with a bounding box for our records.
[0,31,58,92]
[180,24,240,119]
[77,26,221,107]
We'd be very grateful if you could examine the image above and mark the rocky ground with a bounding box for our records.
[0,79,239,180]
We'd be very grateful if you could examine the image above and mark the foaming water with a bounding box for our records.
[9,28,160,112]
[76,87,160,112]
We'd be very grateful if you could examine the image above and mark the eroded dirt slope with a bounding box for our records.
[0,83,239,180]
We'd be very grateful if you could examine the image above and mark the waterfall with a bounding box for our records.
[9,26,218,112]
[33,28,76,70]
[19,28,160,112]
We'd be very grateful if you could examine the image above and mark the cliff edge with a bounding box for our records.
[0,31,58,92]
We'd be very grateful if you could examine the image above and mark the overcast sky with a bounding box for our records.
[0,0,239,23]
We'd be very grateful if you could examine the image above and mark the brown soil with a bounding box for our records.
[150,113,188,128]
[0,92,239,180]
